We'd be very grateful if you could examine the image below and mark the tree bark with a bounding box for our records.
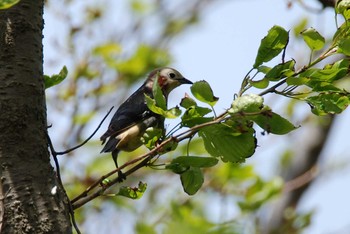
[0,1,72,233]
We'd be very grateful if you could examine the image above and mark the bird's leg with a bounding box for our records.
[112,150,126,181]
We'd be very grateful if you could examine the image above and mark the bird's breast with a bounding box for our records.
[115,124,144,152]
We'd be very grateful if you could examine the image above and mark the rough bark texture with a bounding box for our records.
[0,1,72,233]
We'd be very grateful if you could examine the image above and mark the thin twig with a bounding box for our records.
[56,107,114,155]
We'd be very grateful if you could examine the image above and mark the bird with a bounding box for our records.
[100,67,192,178]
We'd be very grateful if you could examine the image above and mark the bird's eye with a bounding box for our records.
[169,72,176,79]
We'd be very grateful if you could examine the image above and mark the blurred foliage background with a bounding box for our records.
[43,0,349,233]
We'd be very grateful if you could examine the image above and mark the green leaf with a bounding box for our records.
[306,92,350,115]
[332,21,350,47]
[0,0,19,9]
[338,38,350,56]
[301,59,349,83]
[135,222,157,234]
[180,167,204,195]
[153,73,167,110]
[44,66,68,89]
[265,60,295,81]
[180,95,197,108]
[249,78,269,89]
[145,94,181,118]
[293,17,308,37]
[181,106,212,127]
[249,108,297,134]
[238,177,283,211]
[170,156,218,168]
[141,127,164,150]
[300,27,325,51]
[190,80,218,107]
[253,25,289,68]
[229,94,264,114]
[300,59,350,91]
[257,65,271,74]
[117,182,147,199]
[336,0,350,20]
[199,125,256,163]
[286,76,310,86]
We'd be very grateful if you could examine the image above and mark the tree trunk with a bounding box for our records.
[0,1,72,233]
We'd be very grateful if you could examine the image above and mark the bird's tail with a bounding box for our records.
[100,137,119,153]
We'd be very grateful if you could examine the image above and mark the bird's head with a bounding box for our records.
[145,67,192,96]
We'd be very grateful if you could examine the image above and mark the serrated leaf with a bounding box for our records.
[229,94,264,114]
[253,25,289,68]
[199,125,256,163]
[190,80,218,106]
[180,167,204,195]
[306,92,350,115]
[265,60,295,81]
[250,109,297,134]
[0,0,19,9]
[171,156,218,168]
[44,66,68,89]
[117,182,147,199]
[301,27,325,51]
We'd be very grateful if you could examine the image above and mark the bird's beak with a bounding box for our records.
[179,77,193,85]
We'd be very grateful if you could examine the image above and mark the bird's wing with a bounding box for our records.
[100,86,153,143]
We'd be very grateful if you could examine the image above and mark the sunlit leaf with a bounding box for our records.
[265,60,295,81]
[153,73,167,110]
[145,94,181,118]
[293,17,308,37]
[253,25,289,68]
[306,92,350,115]
[181,106,212,127]
[300,27,325,51]
[117,182,147,199]
[249,78,269,89]
[332,21,350,46]
[286,76,310,86]
[135,222,157,234]
[44,66,68,89]
[336,0,350,20]
[141,127,164,150]
[190,80,218,107]
[0,0,19,9]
